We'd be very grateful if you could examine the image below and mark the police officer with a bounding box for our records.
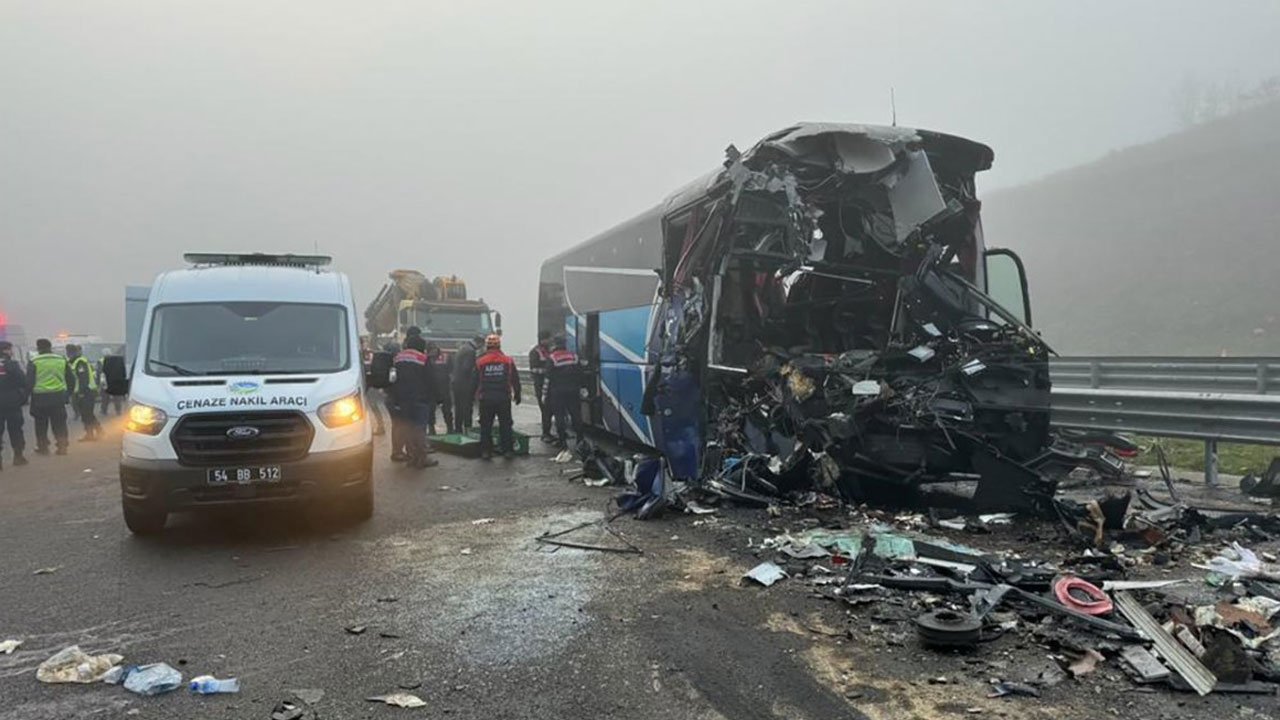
[0,341,28,469]
[66,344,102,441]
[528,330,553,443]
[545,335,583,448]
[472,334,521,460]
[27,338,73,455]
[425,342,454,434]
[389,336,438,469]
[452,335,482,433]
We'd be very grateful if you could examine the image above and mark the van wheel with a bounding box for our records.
[123,502,168,535]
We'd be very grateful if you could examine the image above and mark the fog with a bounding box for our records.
[2,0,1277,351]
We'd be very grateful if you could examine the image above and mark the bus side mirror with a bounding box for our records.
[366,352,393,389]
[102,355,130,396]
[983,249,1032,327]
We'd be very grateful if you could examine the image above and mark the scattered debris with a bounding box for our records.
[345,624,368,635]
[915,609,982,649]
[459,547,473,556]
[32,566,60,575]
[189,674,240,694]
[743,562,788,587]
[471,518,495,526]
[36,646,123,683]
[1114,591,1217,696]
[1053,576,1113,616]
[0,639,21,654]
[122,663,184,696]
[1067,648,1105,678]
[1120,646,1170,683]
[535,516,643,554]
[988,681,1040,698]
[366,692,427,708]
[271,699,315,720]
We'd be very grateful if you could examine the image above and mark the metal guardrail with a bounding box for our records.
[1049,356,1280,485]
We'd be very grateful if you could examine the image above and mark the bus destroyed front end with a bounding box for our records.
[649,123,1063,514]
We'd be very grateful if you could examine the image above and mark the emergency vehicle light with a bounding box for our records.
[183,253,333,268]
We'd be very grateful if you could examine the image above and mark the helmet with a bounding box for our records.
[485,334,501,349]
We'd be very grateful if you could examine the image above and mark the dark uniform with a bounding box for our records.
[68,348,101,441]
[0,343,27,468]
[27,350,73,455]
[528,337,552,441]
[546,343,583,447]
[426,346,454,434]
[473,337,521,458]
[451,337,480,433]
[97,357,123,416]
[388,342,437,468]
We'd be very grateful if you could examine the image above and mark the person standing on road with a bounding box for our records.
[425,342,454,434]
[546,334,584,448]
[96,352,124,417]
[66,344,102,442]
[451,335,481,434]
[360,338,386,436]
[389,336,438,469]
[26,338,73,456]
[0,341,28,470]
[473,334,521,460]
[528,330,553,443]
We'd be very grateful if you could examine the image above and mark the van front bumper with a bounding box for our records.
[119,442,373,511]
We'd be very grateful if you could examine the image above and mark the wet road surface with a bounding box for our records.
[0,406,864,720]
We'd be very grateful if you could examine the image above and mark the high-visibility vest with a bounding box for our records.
[70,355,98,393]
[31,353,69,394]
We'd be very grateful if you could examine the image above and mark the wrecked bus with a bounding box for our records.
[538,123,1053,510]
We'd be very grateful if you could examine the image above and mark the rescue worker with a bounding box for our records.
[27,338,73,456]
[528,330,553,443]
[545,334,583,448]
[66,344,101,441]
[389,336,438,469]
[451,334,482,433]
[0,341,28,469]
[425,342,454,434]
[472,334,521,460]
[382,340,408,460]
[96,353,124,417]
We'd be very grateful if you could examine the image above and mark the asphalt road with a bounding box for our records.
[0,406,864,720]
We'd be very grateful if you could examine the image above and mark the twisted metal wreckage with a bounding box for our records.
[598,124,1118,517]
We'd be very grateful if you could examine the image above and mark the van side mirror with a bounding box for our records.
[366,351,393,389]
[102,355,130,396]
[983,249,1032,327]
[493,312,502,331]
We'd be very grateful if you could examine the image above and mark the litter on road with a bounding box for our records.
[367,692,427,708]
[121,663,184,696]
[0,639,21,654]
[35,646,123,684]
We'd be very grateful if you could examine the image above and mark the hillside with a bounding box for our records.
[982,100,1280,356]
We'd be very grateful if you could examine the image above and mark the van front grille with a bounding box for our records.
[170,411,314,466]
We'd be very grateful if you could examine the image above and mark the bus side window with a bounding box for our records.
[662,212,693,292]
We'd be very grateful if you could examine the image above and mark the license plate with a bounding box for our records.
[207,466,282,485]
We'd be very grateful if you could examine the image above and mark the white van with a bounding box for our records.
[117,253,381,535]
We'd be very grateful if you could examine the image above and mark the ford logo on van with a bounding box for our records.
[226,426,260,441]
[228,381,260,395]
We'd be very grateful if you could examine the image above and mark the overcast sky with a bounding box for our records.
[2,0,1277,350]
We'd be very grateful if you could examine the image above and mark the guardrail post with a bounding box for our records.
[1259,363,1269,395]
[1204,439,1218,487]
[1089,360,1101,389]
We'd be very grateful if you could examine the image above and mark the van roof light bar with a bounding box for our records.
[183,252,333,268]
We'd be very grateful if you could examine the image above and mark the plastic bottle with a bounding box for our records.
[189,675,241,694]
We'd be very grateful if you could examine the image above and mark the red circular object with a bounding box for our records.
[1053,576,1113,615]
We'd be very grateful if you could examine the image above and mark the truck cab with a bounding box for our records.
[117,253,376,535]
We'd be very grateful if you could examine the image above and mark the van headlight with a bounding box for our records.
[318,393,364,428]
[126,403,168,435]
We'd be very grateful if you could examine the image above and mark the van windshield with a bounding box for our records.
[146,302,349,376]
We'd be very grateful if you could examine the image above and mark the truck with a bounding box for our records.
[364,270,499,353]
[113,252,384,535]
